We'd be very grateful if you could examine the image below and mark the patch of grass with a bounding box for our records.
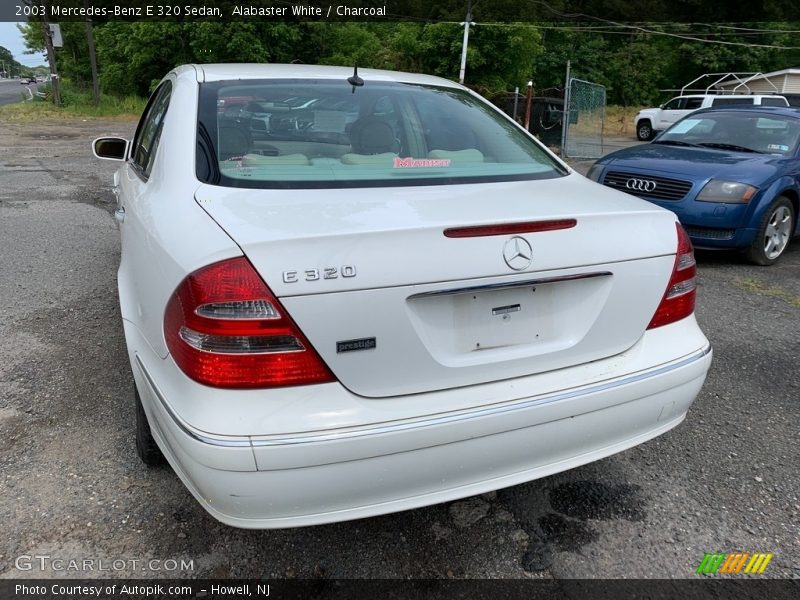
[562,105,648,139]
[735,277,800,307]
[603,105,646,138]
[0,83,145,122]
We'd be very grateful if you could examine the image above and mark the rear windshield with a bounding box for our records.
[196,79,567,189]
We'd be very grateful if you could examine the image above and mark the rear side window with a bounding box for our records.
[131,81,172,178]
[761,97,789,107]
[684,98,703,110]
[197,79,567,189]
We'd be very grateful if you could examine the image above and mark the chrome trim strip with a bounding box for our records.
[137,346,711,449]
[408,271,612,299]
[134,355,252,448]
[249,345,712,447]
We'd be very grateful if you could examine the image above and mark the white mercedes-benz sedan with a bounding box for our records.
[93,64,712,529]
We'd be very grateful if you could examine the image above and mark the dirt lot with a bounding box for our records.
[0,116,798,580]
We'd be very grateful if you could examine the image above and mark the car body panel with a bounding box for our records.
[282,257,673,396]
[194,175,678,296]
[195,175,678,396]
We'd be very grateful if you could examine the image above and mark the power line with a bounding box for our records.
[520,1,800,49]
[429,19,800,49]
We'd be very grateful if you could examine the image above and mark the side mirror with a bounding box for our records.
[93,137,129,161]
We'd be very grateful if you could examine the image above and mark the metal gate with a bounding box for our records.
[561,74,606,159]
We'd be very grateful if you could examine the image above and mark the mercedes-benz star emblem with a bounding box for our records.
[626,178,657,192]
[503,236,533,271]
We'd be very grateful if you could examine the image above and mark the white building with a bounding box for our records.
[714,68,800,96]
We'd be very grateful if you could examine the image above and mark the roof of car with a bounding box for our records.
[188,63,462,89]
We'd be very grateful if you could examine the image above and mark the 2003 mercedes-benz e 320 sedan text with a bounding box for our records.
[93,64,712,528]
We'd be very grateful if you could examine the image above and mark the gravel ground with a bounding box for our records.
[0,115,797,580]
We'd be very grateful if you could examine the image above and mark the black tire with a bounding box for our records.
[135,386,165,466]
[746,196,795,266]
[636,120,653,141]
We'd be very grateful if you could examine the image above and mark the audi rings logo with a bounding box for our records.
[626,178,658,192]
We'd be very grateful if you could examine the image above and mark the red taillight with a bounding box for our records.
[164,257,335,389]
[647,223,697,329]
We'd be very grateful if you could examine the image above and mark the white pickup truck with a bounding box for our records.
[634,94,789,140]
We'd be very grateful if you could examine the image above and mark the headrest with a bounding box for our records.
[218,126,249,159]
[349,117,398,155]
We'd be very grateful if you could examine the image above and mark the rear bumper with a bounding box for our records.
[129,321,712,529]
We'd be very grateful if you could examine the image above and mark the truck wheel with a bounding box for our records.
[636,121,653,141]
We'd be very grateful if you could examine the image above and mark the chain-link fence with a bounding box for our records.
[490,77,605,157]
[561,78,606,159]
[491,90,565,150]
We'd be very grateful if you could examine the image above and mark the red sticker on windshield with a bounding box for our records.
[393,157,451,168]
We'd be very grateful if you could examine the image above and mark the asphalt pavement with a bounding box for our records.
[0,79,35,106]
[0,113,797,580]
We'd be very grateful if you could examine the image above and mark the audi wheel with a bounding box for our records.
[636,121,653,141]
[746,196,795,266]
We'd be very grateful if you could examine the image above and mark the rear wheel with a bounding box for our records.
[636,120,653,141]
[135,386,165,466]
[746,196,795,266]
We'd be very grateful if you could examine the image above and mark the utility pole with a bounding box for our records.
[560,60,572,157]
[84,0,100,105]
[524,81,533,130]
[512,86,519,121]
[41,2,62,106]
[458,0,475,84]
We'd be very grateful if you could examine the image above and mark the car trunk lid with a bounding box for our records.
[195,174,679,397]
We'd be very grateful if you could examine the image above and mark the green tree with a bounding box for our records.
[0,46,24,76]
[94,23,189,96]
[17,20,94,88]
[296,23,394,69]
[14,17,800,108]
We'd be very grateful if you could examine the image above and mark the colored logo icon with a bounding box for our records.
[696,552,773,575]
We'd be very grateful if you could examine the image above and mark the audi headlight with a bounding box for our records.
[696,180,757,203]
[586,163,604,182]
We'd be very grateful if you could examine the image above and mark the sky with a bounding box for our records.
[0,22,47,68]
